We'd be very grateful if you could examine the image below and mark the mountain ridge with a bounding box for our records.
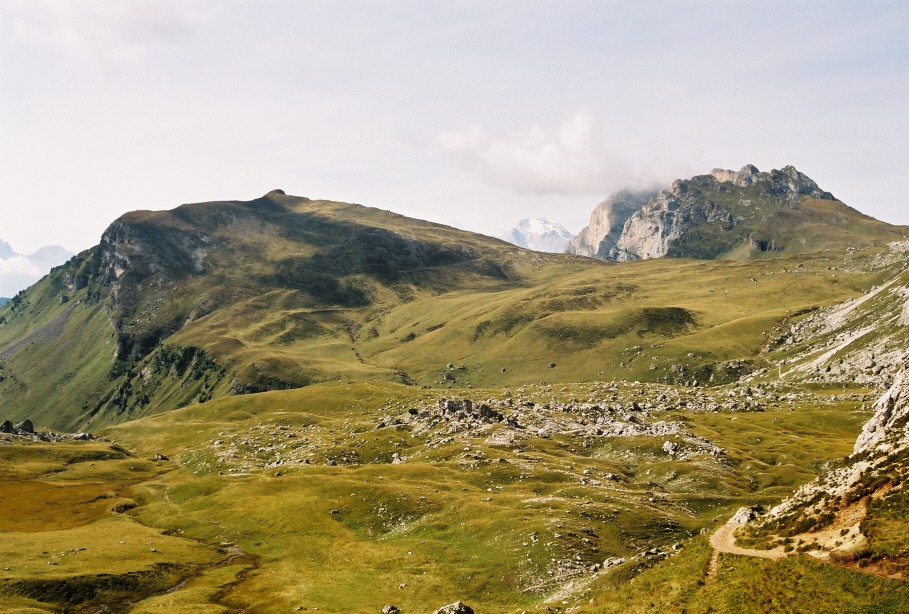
[568,165,904,261]
[3,182,909,611]
[0,178,905,432]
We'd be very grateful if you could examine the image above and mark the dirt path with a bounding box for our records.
[707,512,907,583]
[707,523,785,579]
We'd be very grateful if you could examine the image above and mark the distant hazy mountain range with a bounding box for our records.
[0,240,73,297]
[500,218,574,253]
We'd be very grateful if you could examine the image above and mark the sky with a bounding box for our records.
[1,0,907,261]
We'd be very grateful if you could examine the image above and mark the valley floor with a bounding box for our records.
[2,380,906,612]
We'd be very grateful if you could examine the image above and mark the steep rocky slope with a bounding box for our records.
[739,354,909,574]
[570,165,904,261]
[749,243,909,389]
[567,190,657,258]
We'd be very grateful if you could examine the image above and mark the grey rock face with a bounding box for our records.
[573,165,837,262]
[433,602,474,614]
[611,191,683,261]
[853,368,909,455]
[568,190,657,258]
[14,419,34,433]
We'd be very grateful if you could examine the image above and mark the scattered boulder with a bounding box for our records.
[0,420,12,433]
[14,419,34,433]
[433,602,474,614]
[381,606,400,614]
[72,432,92,441]
[154,453,170,461]
[729,505,764,524]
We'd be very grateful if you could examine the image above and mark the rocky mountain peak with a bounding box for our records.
[567,164,863,262]
[709,164,760,187]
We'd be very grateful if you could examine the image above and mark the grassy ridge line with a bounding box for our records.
[0,193,901,432]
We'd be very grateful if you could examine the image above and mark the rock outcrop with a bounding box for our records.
[567,164,865,262]
[568,190,657,258]
[852,368,909,456]
[610,165,835,261]
[743,358,909,561]
[433,602,474,614]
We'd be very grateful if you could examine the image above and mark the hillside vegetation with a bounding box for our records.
[0,190,904,432]
[2,185,909,611]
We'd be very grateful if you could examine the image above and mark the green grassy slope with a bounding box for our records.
[0,191,903,432]
[82,380,875,611]
[666,192,904,261]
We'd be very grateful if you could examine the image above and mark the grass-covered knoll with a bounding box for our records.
[0,438,221,612]
[0,192,540,430]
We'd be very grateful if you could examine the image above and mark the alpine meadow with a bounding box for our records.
[1,162,909,612]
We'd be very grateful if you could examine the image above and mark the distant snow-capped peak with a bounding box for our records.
[501,218,574,253]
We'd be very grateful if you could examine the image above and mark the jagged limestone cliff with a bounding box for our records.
[570,165,898,261]
[567,190,656,258]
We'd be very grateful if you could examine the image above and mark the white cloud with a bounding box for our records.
[3,0,200,63]
[434,107,700,199]
[0,255,42,297]
[436,107,632,197]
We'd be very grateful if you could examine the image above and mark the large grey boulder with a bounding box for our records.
[14,419,34,433]
[433,602,474,614]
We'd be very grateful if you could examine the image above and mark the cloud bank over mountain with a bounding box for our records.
[435,108,692,199]
[0,240,73,297]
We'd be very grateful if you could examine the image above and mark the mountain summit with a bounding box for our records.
[501,218,574,253]
[569,165,899,261]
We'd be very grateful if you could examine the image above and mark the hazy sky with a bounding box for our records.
[1,0,907,255]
